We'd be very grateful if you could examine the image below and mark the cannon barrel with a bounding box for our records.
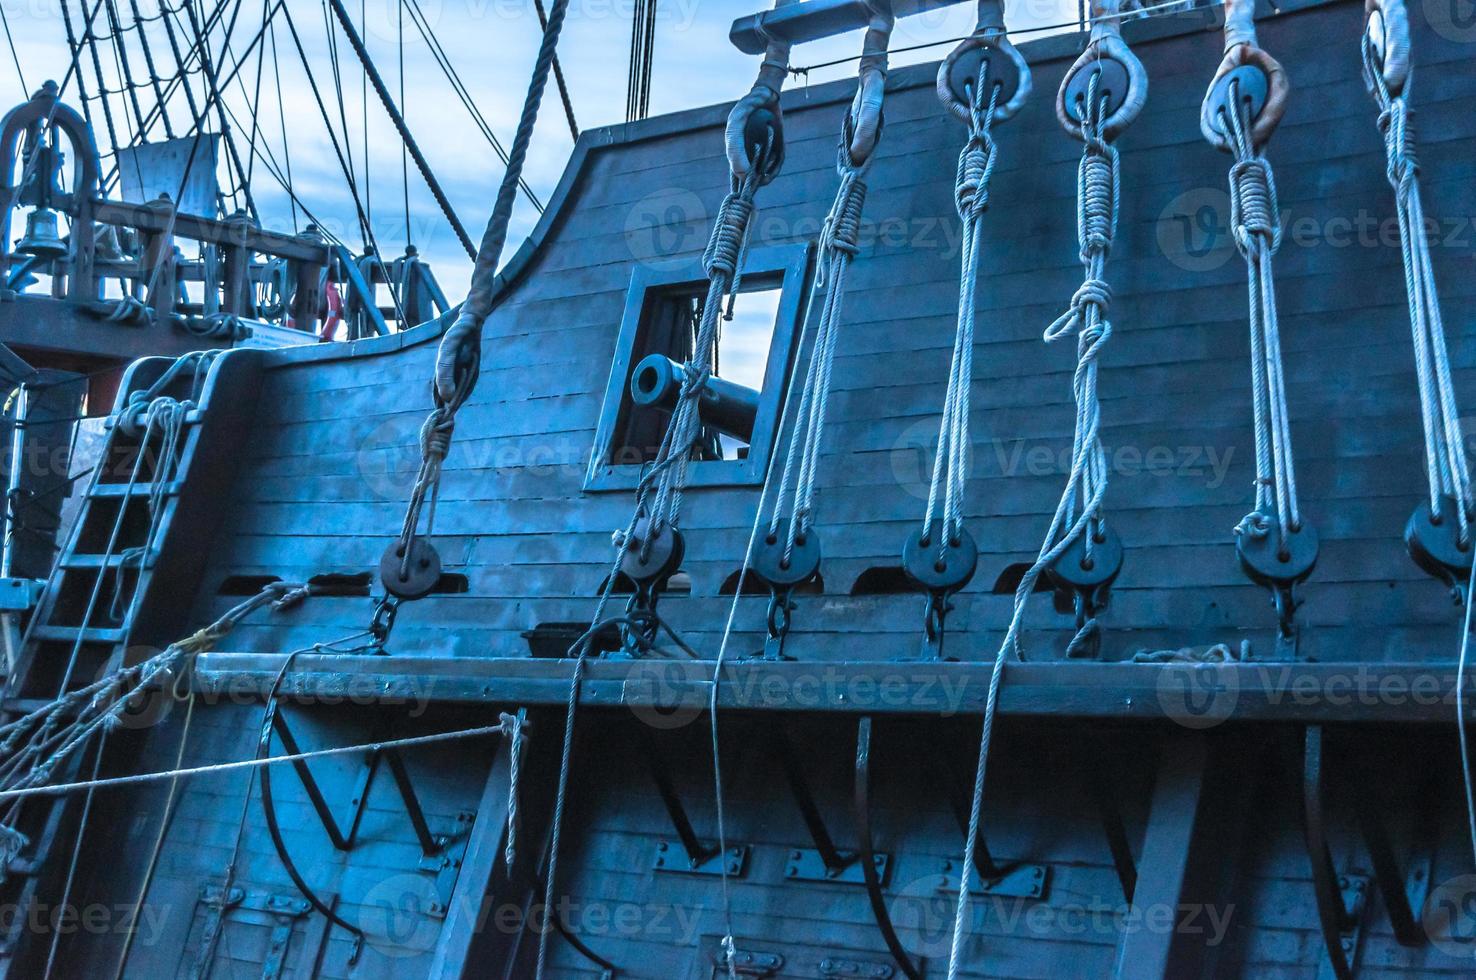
[630,353,759,444]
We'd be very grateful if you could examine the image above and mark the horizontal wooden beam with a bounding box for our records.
[0,295,201,362]
[190,654,1471,725]
[91,199,329,263]
[729,0,969,54]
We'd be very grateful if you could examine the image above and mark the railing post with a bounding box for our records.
[289,225,325,334]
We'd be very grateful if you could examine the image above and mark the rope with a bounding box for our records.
[1458,552,1476,865]
[0,718,507,802]
[497,710,525,868]
[1220,79,1301,555]
[533,0,579,141]
[765,8,890,562]
[1363,34,1472,541]
[921,69,999,565]
[995,69,1121,663]
[939,28,1021,980]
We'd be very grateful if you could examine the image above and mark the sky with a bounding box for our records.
[0,0,1080,301]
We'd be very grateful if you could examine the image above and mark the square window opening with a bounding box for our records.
[610,279,783,467]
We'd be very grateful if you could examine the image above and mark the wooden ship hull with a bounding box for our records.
[4,0,1476,976]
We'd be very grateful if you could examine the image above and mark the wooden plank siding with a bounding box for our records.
[44,1,1476,977]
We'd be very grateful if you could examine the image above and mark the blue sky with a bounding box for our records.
[0,0,1076,299]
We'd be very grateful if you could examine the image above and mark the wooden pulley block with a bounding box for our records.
[1236,513,1318,589]
[751,520,822,589]
[1405,495,1473,589]
[1047,524,1124,594]
[1205,64,1269,141]
[619,518,685,585]
[902,525,978,594]
[380,537,442,600]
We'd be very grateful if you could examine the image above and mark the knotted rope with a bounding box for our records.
[992,68,1123,664]
[535,38,791,980]
[921,68,999,568]
[947,29,1139,976]
[389,0,572,597]
[1363,11,1471,542]
[1220,80,1302,555]
[767,7,891,565]
[497,710,526,868]
[936,8,1031,975]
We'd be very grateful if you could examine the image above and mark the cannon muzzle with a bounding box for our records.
[630,353,759,444]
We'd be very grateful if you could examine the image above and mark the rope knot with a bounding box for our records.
[822,174,867,258]
[1079,151,1117,258]
[1235,509,1272,540]
[419,409,455,462]
[955,139,995,218]
[1229,157,1281,257]
[1045,278,1112,344]
[704,192,755,277]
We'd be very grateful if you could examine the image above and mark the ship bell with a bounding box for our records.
[16,208,66,258]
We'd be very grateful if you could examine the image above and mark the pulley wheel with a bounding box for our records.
[945,45,1021,116]
[1236,515,1318,588]
[743,106,785,185]
[380,538,442,600]
[1047,524,1124,592]
[902,525,979,594]
[619,518,685,585]
[1063,58,1131,125]
[751,521,822,589]
[1206,65,1269,140]
[1405,495,1473,584]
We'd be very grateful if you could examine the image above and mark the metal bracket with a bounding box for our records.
[819,957,896,978]
[784,847,889,885]
[271,712,447,857]
[854,717,920,980]
[935,859,1051,900]
[653,840,749,876]
[902,526,978,662]
[615,519,685,657]
[416,810,475,918]
[644,729,750,877]
[1303,725,1369,980]
[708,947,783,978]
[193,885,311,980]
[776,726,890,886]
[937,747,1053,899]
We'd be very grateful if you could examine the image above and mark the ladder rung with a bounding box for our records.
[58,551,154,570]
[30,625,127,644]
[90,480,183,498]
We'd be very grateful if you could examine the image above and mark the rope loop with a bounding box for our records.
[703,192,756,278]
[1229,157,1281,258]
